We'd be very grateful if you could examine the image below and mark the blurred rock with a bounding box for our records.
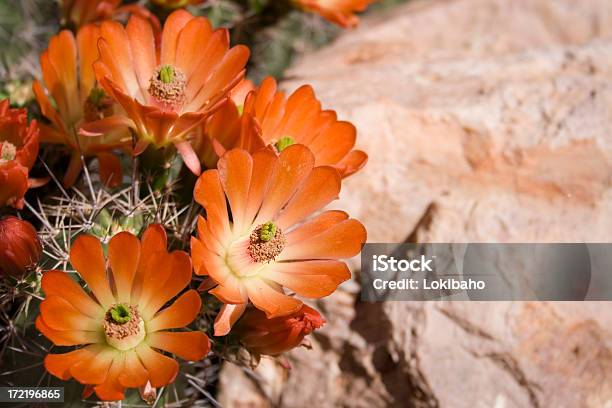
[218,0,612,406]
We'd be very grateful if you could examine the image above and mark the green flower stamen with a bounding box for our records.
[88,88,106,107]
[84,87,113,122]
[104,304,145,350]
[259,222,277,242]
[149,65,186,108]
[110,303,131,324]
[275,136,295,152]
[249,222,286,263]
[159,65,176,84]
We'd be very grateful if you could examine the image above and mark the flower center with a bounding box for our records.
[103,304,145,351]
[247,222,286,263]
[0,141,16,162]
[148,64,187,109]
[83,87,113,122]
[275,136,295,152]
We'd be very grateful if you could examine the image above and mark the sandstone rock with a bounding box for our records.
[218,0,612,406]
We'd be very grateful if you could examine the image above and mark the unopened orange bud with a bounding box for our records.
[0,216,41,278]
[139,381,157,405]
[235,304,325,356]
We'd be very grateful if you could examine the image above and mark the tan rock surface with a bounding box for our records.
[218,0,612,406]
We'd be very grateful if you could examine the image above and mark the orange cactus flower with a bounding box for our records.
[197,77,367,177]
[190,146,366,336]
[62,0,160,31]
[33,27,131,188]
[37,225,210,401]
[235,304,325,356]
[0,217,42,278]
[0,100,39,209]
[150,0,206,9]
[247,77,367,177]
[293,0,376,27]
[91,10,250,175]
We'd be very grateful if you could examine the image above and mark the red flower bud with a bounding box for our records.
[0,216,42,278]
[235,304,325,356]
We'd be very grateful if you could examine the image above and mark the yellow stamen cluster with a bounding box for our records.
[0,141,16,162]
